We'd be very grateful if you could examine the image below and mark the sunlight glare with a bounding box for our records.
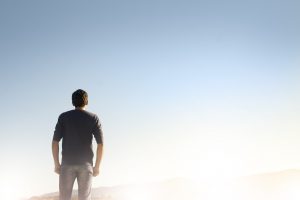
[0,172,25,200]
[119,185,154,200]
[280,178,300,200]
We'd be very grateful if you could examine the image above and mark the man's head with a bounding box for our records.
[72,89,88,108]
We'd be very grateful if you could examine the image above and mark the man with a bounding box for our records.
[52,89,104,200]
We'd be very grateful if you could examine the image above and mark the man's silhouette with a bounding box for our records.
[52,89,103,200]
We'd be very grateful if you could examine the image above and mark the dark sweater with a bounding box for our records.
[53,109,103,165]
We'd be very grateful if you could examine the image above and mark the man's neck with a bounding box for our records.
[75,106,86,110]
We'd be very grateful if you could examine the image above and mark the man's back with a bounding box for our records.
[53,109,103,165]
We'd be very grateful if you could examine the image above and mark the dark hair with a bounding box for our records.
[72,89,88,107]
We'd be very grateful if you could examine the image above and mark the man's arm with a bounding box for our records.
[52,140,61,174]
[93,143,103,177]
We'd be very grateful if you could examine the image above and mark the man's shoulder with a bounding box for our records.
[59,110,74,117]
[59,109,99,119]
[82,110,99,119]
[59,110,98,120]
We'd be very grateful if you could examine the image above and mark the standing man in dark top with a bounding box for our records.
[52,89,104,200]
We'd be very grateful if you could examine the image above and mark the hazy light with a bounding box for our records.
[118,185,154,200]
[280,179,300,200]
[0,172,25,200]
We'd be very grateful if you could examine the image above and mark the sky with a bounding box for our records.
[0,0,300,199]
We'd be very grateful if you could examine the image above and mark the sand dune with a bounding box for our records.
[28,169,300,200]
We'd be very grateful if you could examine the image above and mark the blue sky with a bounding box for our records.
[0,0,300,199]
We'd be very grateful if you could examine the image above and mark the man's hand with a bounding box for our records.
[54,164,61,175]
[52,140,61,175]
[93,143,103,177]
[93,167,100,177]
